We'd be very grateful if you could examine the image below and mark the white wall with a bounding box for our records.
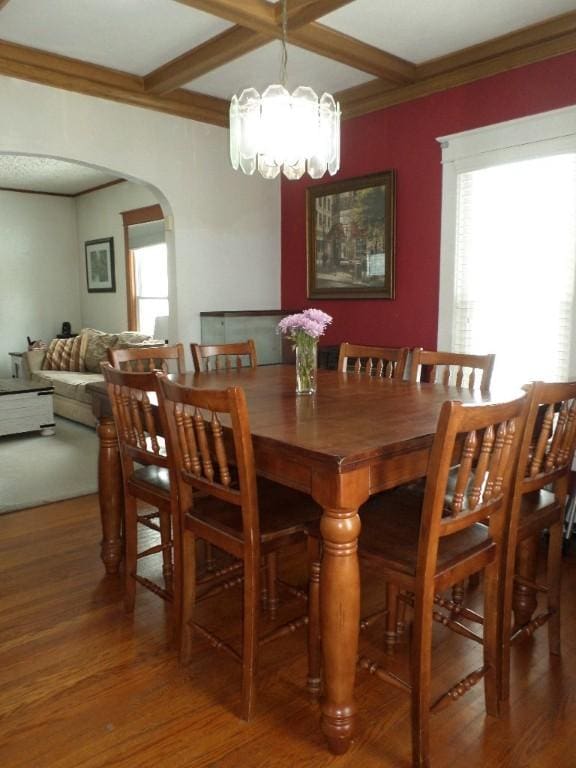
[75,181,159,331]
[0,191,80,377]
[0,76,281,363]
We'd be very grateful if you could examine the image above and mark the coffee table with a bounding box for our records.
[0,378,55,437]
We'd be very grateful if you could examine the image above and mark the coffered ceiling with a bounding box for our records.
[0,0,575,128]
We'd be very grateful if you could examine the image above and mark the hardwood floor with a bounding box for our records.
[1,494,575,768]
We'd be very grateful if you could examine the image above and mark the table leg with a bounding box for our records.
[313,469,368,755]
[512,534,539,631]
[97,416,124,575]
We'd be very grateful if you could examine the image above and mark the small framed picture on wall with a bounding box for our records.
[85,237,116,293]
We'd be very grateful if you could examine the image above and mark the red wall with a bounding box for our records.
[281,52,576,348]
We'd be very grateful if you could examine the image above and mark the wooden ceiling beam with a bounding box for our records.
[170,0,415,89]
[0,39,228,126]
[418,10,576,78]
[280,1,355,29]
[145,26,269,94]
[290,23,416,82]
[174,0,278,35]
[337,25,576,120]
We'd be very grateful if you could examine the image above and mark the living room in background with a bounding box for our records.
[121,204,169,336]
[438,105,576,389]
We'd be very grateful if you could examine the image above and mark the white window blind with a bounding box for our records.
[452,153,576,388]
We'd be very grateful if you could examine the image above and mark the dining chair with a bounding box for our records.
[101,363,181,631]
[409,348,495,392]
[499,380,576,700]
[107,342,185,373]
[308,393,528,768]
[338,342,409,379]
[190,340,257,372]
[158,376,322,720]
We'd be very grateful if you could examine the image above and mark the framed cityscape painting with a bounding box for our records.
[307,170,396,299]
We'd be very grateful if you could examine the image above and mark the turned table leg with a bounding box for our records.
[512,534,539,631]
[314,469,368,755]
[97,416,124,575]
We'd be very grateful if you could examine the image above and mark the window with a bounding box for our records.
[438,106,576,387]
[132,242,169,337]
[121,205,169,336]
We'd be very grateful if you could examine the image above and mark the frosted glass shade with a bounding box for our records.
[229,84,340,180]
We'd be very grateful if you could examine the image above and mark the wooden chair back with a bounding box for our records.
[410,348,495,391]
[418,394,527,588]
[515,381,576,499]
[107,343,185,374]
[190,340,257,373]
[499,380,576,695]
[158,376,260,552]
[101,363,168,473]
[338,342,409,379]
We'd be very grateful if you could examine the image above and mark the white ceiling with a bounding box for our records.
[0,156,121,195]
[1,0,574,192]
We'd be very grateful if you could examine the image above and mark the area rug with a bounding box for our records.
[0,417,99,514]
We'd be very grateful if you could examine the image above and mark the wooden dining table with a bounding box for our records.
[87,365,522,755]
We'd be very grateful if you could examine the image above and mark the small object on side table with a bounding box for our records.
[9,352,24,379]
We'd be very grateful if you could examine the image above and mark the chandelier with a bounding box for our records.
[229,0,341,180]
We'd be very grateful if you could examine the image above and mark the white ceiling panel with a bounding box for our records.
[186,41,373,100]
[320,0,576,63]
[0,156,121,195]
[0,0,232,75]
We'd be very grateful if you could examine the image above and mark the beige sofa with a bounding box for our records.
[21,329,160,427]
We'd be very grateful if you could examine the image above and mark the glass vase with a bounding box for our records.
[295,338,318,395]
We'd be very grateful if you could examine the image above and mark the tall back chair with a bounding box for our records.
[107,342,185,374]
[410,348,495,392]
[158,376,320,720]
[308,393,528,768]
[101,363,180,626]
[190,340,257,373]
[338,342,409,379]
[500,380,576,700]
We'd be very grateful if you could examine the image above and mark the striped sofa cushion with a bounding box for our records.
[42,336,85,371]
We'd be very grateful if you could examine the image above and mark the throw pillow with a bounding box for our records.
[42,335,84,371]
[82,328,119,373]
[115,331,152,348]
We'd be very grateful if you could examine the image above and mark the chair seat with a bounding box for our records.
[186,476,321,545]
[358,488,494,578]
[518,488,562,540]
[130,465,171,496]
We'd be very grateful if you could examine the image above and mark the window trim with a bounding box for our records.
[120,204,164,331]
[437,104,576,352]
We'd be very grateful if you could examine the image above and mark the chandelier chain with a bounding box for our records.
[280,0,288,87]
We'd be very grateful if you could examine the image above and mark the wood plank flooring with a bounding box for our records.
[1,494,575,768]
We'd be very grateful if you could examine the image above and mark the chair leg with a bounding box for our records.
[158,503,173,593]
[410,591,434,768]
[241,553,260,721]
[265,552,279,619]
[482,561,501,716]
[450,581,465,617]
[170,497,182,645]
[179,528,197,665]
[547,520,563,656]
[385,582,399,652]
[204,541,216,573]
[123,494,138,613]
[307,536,322,695]
[499,547,515,703]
